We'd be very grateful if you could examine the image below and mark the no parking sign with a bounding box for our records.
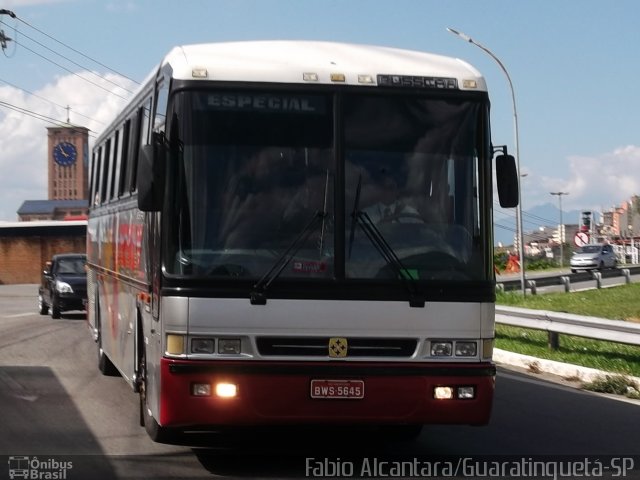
[574,231,589,247]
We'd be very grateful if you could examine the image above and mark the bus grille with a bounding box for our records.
[256,337,417,358]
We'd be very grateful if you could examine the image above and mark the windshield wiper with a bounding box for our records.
[250,210,326,305]
[348,173,363,259]
[352,209,425,308]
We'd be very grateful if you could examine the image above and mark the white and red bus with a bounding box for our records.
[86,41,518,442]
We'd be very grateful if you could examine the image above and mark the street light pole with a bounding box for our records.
[550,192,569,269]
[447,27,526,295]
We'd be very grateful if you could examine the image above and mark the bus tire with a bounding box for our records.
[96,301,119,376]
[139,349,177,443]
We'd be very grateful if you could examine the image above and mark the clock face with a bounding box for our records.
[53,141,77,166]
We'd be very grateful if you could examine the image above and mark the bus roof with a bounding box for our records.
[161,40,487,91]
[95,41,487,145]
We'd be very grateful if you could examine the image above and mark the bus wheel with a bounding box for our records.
[139,350,177,443]
[97,317,119,376]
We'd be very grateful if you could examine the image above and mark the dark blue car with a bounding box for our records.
[38,253,87,319]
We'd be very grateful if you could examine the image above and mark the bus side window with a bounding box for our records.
[154,80,169,133]
[89,150,97,206]
[100,139,111,204]
[126,103,145,193]
[140,97,152,146]
[110,129,121,201]
[118,119,130,197]
[93,146,103,206]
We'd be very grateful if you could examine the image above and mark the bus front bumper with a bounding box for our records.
[159,358,495,428]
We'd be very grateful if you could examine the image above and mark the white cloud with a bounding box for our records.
[0,72,135,220]
[525,146,640,213]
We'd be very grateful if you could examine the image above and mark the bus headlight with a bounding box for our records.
[455,341,477,357]
[218,338,241,355]
[191,338,215,354]
[191,382,238,398]
[215,382,238,398]
[457,386,475,399]
[433,386,476,400]
[431,341,452,356]
[434,386,454,399]
[192,383,211,396]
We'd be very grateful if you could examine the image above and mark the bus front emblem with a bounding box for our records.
[328,337,348,358]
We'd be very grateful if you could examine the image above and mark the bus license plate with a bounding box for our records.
[310,379,364,399]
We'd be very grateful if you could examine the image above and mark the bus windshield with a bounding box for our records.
[165,89,487,282]
[345,94,484,281]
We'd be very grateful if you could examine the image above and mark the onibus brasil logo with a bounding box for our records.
[8,456,72,479]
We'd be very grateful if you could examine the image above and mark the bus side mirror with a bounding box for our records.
[137,132,166,212]
[495,154,519,208]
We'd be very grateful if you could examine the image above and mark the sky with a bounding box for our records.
[0,0,639,236]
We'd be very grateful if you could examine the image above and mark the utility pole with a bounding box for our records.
[447,27,527,295]
[550,192,569,269]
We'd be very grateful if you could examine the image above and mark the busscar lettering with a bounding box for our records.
[208,93,320,113]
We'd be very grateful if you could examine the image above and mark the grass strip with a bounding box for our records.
[496,282,640,321]
[496,283,640,378]
[496,324,640,377]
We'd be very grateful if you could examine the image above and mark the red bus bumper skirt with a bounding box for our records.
[159,359,495,428]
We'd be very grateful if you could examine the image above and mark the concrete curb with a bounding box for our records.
[494,348,640,386]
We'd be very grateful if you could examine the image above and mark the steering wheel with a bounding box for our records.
[419,250,465,267]
[398,250,469,279]
[205,264,251,277]
[379,212,424,224]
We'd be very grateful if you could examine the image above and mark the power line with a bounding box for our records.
[2,10,133,101]
[0,99,97,137]
[15,28,134,94]
[494,203,559,228]
[14,14,139,85]
[495,223,516,233]
[0,76,105,126]
[12,39,129,100]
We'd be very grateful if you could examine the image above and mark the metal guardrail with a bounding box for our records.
[495,305,640,348]
[498,265,640,292]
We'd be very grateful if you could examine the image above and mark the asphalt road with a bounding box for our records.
[1,284,639,479]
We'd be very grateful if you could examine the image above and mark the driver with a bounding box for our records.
[362,176,422,224]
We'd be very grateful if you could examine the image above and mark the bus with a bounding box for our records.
[86,40,518,442]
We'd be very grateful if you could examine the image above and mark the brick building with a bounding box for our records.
[0,221,86,284]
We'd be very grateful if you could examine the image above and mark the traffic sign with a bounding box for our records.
[574,231,589,247]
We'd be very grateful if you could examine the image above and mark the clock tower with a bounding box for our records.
[47,126,89,201]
